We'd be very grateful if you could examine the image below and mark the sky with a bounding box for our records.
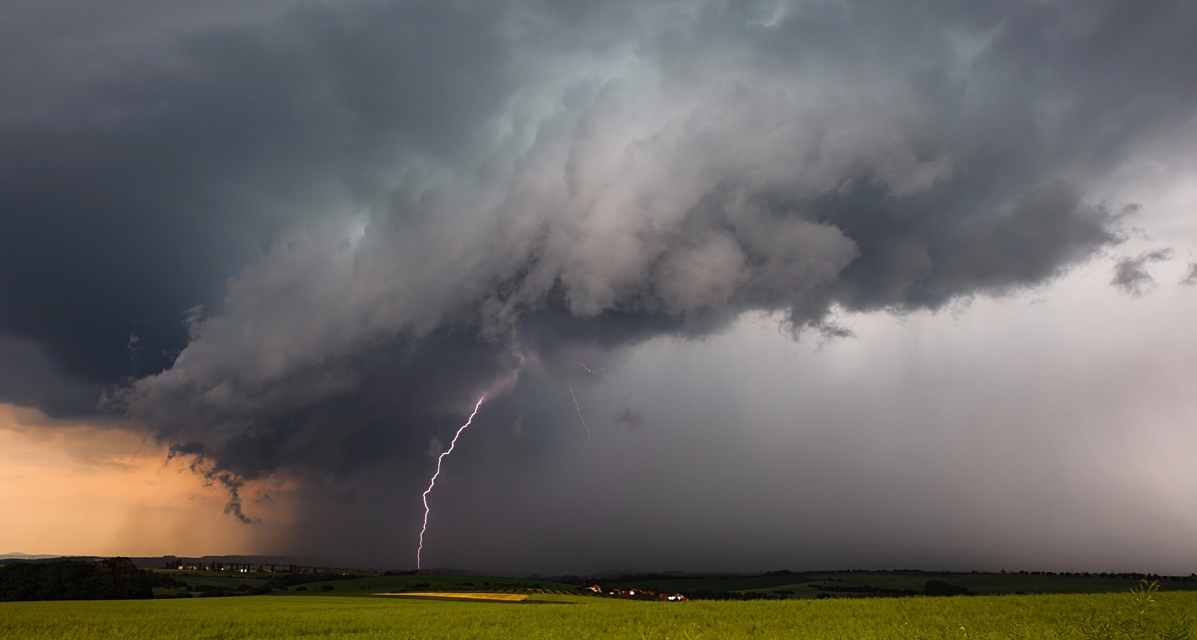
[1,0,1196,575]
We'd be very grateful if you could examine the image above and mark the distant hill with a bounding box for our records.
[606,569,1197,600]
[0,553,89,566]
[126,555,300,569]
[0,554,318,569]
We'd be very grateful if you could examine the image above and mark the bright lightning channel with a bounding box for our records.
[417,395,485,571]
[568,383,591,450]
[576,361,611,379]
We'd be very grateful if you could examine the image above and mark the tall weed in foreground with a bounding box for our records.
[1051,581,1195,640]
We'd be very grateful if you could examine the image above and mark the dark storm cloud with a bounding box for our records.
[1111,248,1174,295]
[0,337,102,415]
[167,440,255,523]
[4,0,1196,553]
[0,0,514,412]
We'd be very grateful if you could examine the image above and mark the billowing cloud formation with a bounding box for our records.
[1111,248,1174,295]
[4,0,1196,557]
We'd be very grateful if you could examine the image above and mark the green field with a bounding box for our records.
[4,583,1197,639]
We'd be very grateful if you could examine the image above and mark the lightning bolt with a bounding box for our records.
[568,383,591,450]
[576,361,611,379]
[417,395,485,571]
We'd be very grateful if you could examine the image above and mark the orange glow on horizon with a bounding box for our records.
[0,403,297,558]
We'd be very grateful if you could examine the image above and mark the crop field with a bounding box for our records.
[374,591,530,601]
[4,583,1197,639]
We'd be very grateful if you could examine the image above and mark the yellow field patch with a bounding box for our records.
[375,592,529,601]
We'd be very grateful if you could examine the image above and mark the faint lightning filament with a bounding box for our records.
[568,383,591,450]
[417,395,485,571]
[576,361,611,379]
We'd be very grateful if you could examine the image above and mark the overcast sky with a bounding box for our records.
[2,0,1196,575]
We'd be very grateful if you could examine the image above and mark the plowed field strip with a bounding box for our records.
[374,592,528,601]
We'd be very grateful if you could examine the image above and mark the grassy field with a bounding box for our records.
[4,583,1197,639]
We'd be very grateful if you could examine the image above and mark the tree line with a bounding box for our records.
[0,558,156,601]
